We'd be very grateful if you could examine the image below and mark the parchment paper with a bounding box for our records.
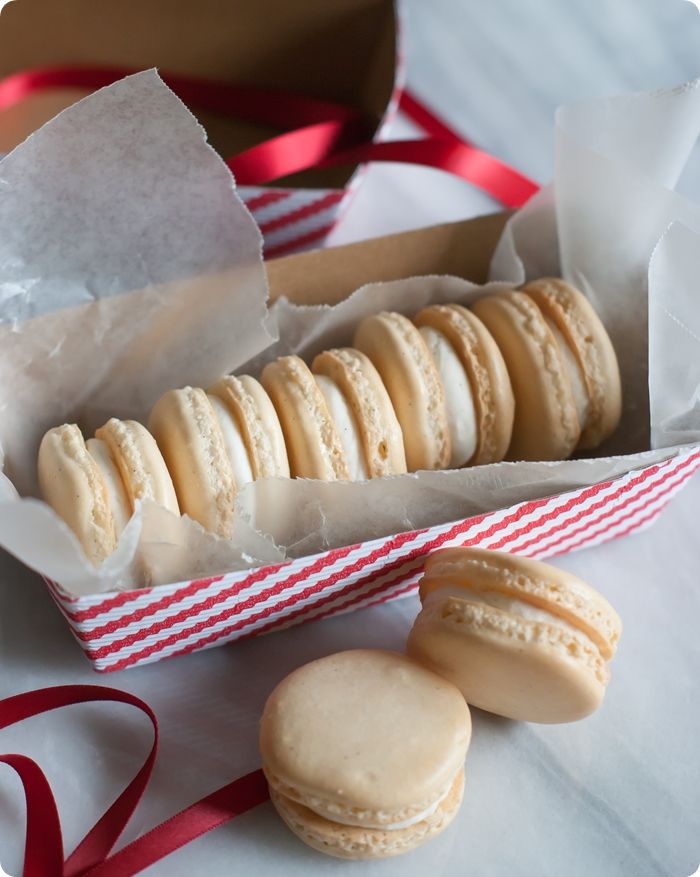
[1,72,700,596]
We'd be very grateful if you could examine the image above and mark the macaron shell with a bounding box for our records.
[148,387,235,537]
[38,424,116,565]
[208,374,290,479]
[261,355,349,481]
[94,418,179,515]
[85,437,132,535]
[471,291,581,461]
[269,769,464,860]
[312,348,407,478]
[260,649,470,823]
[421,547,621,659]
[407,597,607,723]
[415,304,515,465]
[354,312,450,471]
[522,278,622,450]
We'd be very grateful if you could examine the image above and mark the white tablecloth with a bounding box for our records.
[2,1,700,874]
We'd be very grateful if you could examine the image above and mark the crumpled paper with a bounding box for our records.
[1,71,700,596]
[0,71,284,591]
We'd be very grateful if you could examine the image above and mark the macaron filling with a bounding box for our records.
[85,437,132,537]
[425,585,599,652]
[207,394,254,488]
[287,771,459,831]
[418,325,477,468]
[542,317,589,430]
[313,374,369,480]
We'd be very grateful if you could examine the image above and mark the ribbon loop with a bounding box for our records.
[0,684,267,877]
[1,685,158,877]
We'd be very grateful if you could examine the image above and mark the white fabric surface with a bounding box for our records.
[2,2,700,876]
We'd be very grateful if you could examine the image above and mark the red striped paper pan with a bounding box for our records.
[45,446,700,672]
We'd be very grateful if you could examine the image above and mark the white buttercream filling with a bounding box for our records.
[543,317,589,429]
[207,394,254,488]
[426,585,586,641]
[305,775,455,831]
[419,326,477,468]
[86,437,132,536]
[313,374,368,481]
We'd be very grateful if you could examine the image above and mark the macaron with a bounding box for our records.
[148,386,238,537]
[407,547,622,723]
[354,312,450,472]
[311,348,407,479]
[38,419,178,565]
[414,304,515,467]
[261,355,349,481]
[260,649,471,860]
[207,374,290,480]
[521,278,622,450]
[471,290,581,461]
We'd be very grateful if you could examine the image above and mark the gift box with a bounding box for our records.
[0,0,401,256]
[1,72,699,673]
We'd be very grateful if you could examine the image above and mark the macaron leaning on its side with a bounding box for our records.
[260,649,471,860]
[354,311,451,472]
[148,387,238,538]
[521,278,622,451]
[311,348,407,479]
[38,419,178,566]
[407,547,622,723]
[207,374,290,480]
[471,290,581,461]
[261,355,350,481]
[414,303,515,467]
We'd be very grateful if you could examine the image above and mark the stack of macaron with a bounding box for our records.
[37,277,622,563]
[259,548,622,860]
[407,546,622,723]
[260,650,471,860]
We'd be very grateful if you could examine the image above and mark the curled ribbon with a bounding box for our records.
[0,66,539,209]
[0,685,268,877]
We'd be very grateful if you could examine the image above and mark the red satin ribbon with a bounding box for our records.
[0,65,539,208]
[0,66,361,128]
[0,685,268,877]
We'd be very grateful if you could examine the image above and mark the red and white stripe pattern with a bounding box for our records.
[239,188,349,259]
[45,447,700,672]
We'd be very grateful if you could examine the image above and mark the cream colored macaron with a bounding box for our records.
[148,386,237,537]
[354,312,450,472]
[207,374,290,479]
[414,304,515,466]
[407,547,622,723]
[261,355,349,481]
[471,290,581,461]
[38,419,178,566]
[311,348,407,479]
[522,278,622,450]
[260,649,471,860]
[94,418,179,514]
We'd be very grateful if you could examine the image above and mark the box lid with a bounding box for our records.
[0,0,397,188]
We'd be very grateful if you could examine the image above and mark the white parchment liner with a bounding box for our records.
[1,71,699,596]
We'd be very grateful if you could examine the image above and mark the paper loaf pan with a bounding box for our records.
[42,214,700,672]
[45,448,700,671]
